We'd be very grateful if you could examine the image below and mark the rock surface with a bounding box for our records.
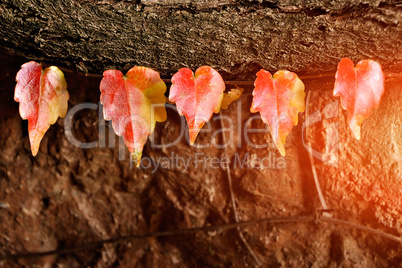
[0,50,401,266]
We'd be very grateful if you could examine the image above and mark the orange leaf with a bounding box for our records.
[169,66,225,144]
[14,61,69,156]
[333,58,385,139]
[100,67,167,166]
[250,69,305,156]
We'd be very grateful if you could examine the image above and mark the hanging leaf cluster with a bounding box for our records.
[169,66,226,144]
[100,67,167,166]
[14,58,385,165]
[334,58,385,140]
[14,62,69,156]
[250,70,305,156]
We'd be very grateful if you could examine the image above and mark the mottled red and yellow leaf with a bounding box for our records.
[100,67,167,166]
[250,70,305,156]
[14,61,69,156]
[169,66,225,144]
[333,58,385,139]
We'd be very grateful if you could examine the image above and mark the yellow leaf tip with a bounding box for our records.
[352,126,361,140]
[189,135,196,145]
[349,117,362,140]
[29,131,43,157]
[277,144,286,157]
[189,127,201,145]
[31,147,39,157]
[132,152,142,167]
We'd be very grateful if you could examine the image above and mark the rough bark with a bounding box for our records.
[0,0,401,79]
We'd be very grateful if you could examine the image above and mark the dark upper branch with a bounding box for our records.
[0,0,401,80]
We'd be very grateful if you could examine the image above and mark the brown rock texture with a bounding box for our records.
[0,52,401,267]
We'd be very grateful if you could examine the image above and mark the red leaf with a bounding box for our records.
[100,67,167,166]
[250,70,305,156]
[169,66,225,144]
[14,61,69,156]
[334,58,385,139]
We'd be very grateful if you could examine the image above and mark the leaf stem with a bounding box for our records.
[219,113,262,266]
[2,214,401,261]
[319,216,402,244]
[305,91,330,215]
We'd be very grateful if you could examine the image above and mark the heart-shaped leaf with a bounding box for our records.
[14,61,69,156]
[333,58,385,139]
[250,69,305,156]
[100,67,167,166]
[169,66,225,144]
